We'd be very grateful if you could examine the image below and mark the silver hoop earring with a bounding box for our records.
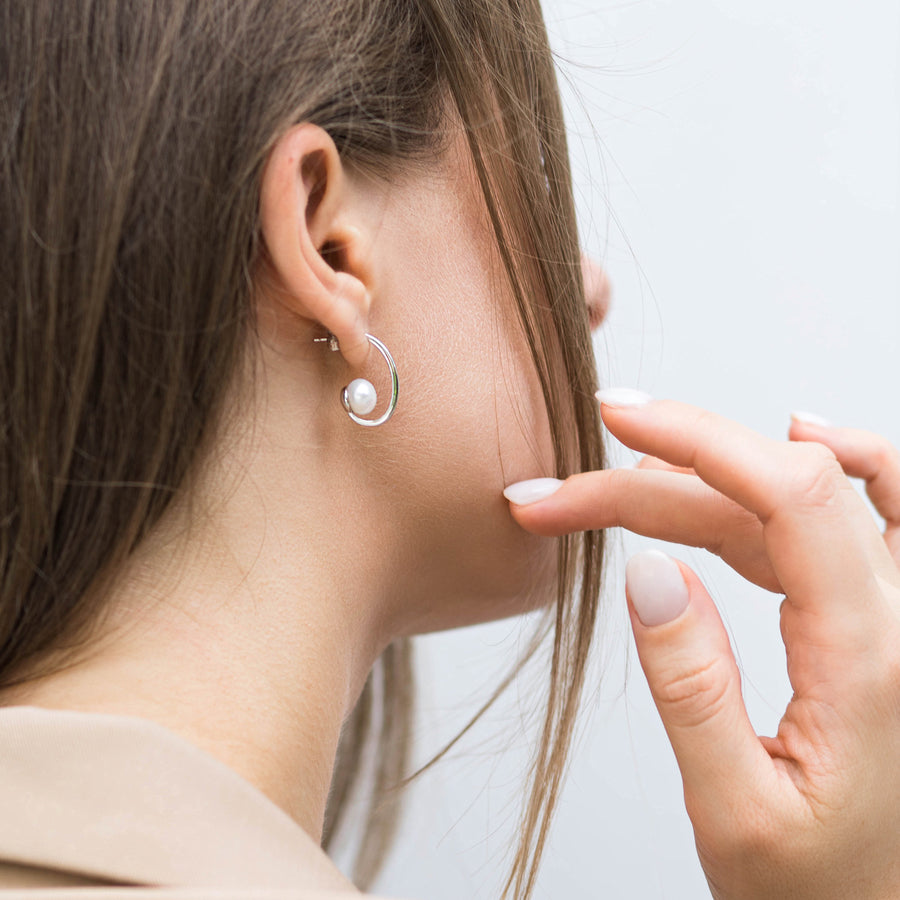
[313,332,399,427]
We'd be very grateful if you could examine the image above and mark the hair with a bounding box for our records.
[0,1,604,898]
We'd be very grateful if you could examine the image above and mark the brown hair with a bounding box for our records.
[0,1,603,898]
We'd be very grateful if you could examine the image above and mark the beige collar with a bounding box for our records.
[0,705,356,892]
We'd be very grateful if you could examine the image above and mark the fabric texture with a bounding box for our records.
[0,706,400,899]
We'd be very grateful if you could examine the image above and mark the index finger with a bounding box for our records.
[598,395,899,621]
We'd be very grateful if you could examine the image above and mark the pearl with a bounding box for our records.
[346,378,377,416]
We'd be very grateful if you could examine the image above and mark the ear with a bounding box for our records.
[581,253,611,333]
[258,123,371,368]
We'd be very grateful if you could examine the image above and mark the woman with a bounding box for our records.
[0,2,897,900]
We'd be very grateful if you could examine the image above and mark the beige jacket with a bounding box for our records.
[0,706,400,899]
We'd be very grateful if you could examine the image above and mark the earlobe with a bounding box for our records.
[258,123,372,368]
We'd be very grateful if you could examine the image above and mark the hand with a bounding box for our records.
[505,394,900,900]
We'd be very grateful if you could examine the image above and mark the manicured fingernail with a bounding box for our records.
[626,550,689,627]
[791,410,832,428]
[503,477,564,506]
[595,388,653,408]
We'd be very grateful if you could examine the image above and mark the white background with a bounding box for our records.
[349,2,900,898]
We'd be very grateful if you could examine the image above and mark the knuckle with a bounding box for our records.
[784,444,845,509]
[611,467,639,491]
[707,493,757,556]
[721,809,796,875]
[677,406,719,470]
[871,437,900,479]
[691,406,719,439]
[871,437,894,467]
[690,789,795,881]
[607,469,635,520]
[720,807,776,860]
[652,656,732,729]
[696,778,806,868]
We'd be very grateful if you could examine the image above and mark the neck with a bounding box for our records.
[0,356,394,844]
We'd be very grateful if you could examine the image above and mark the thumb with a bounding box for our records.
[626,551,773,824]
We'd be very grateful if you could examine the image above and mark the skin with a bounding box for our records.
[510,401,900,899]
[10,90,893,898]
[0,123,608,845]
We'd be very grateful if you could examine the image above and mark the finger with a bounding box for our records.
[636,455,695,476]
[506,470,779,591]
[598,395,900,619]
[789,417,900,528]
[625,551,777,826]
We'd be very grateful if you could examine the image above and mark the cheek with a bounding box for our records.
[399,215,554,491]
[405,280,553,480]
[368,224,559,632]
[392,343,559,632]
[491,307,556,485]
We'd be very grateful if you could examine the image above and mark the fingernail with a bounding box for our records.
[626,550,690,627]
[502,477,564,506]
[791,410,832,428]
[595,388,653,408]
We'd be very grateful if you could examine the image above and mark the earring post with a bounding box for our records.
[312,334,340,352]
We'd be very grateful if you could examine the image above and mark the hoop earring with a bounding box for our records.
[313,332,399,427]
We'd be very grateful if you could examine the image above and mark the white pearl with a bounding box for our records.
[347,378,377,416]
